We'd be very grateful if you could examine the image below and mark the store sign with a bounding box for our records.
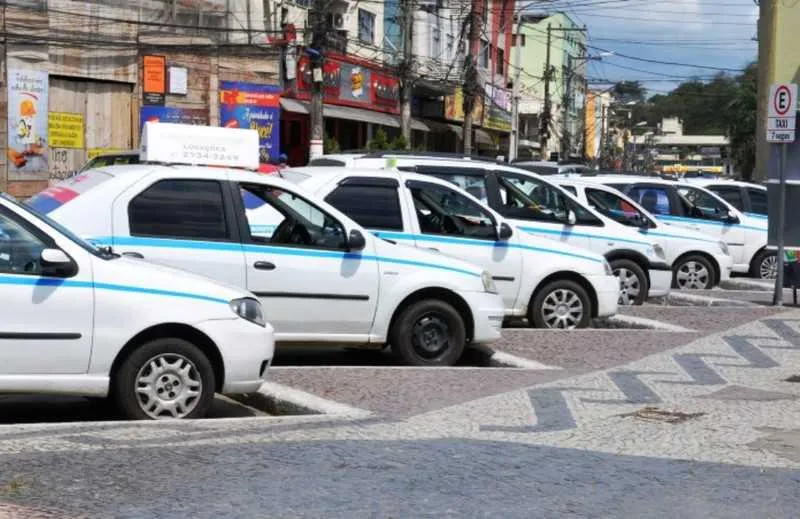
[49,112,85,149]
[296,55,400,114]
[219,81,281,164]
[483,85,512,132]
[444,87,484,123]
[7,68,49,174]
[176,0,225,12]
[139,106,209,133]
[143,55,166,105]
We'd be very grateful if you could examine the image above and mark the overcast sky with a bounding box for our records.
[534,0,759,96]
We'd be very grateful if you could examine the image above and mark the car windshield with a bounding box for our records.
[2,193,111,259]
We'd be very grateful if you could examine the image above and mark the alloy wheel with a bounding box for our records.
[675,261,710,290]
[540,288,585,329]
[135,353,203,419]
[615,267,641,306]
[760,254,778,280]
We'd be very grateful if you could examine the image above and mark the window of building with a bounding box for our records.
[446,34,455,60]
[431,25,441,57]
[129,180,229,240]
[496,47,505,75]
[512,34,526,47]
[358,9,375,44]
[479,39,490,69]
[325,183,404,231]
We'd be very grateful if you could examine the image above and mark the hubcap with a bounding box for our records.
[760,254,778,280]
[614,267,641,306]
[541,288,584,329]
[411,313,451,358]
[676,261,710,290]
[135,353,202,419]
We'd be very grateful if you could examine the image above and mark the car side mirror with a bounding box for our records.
[724,210,739,224]
[347,229,366,251]
[497,222,513,240]
[40,248,77,278]
[566,209,577,226]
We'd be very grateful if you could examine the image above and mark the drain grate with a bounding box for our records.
[618,406,706,424]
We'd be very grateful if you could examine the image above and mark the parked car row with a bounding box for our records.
[2,125,761,421]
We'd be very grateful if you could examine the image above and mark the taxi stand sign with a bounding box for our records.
[139,122,260,170]
[767,83,797,305]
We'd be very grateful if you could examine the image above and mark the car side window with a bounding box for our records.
[747,188,768,215]
[561,185,577,195]
[324,181,404,231]
[0,208,49,276]
[408,181,496,240]
[129,179,230,240]
[495,172,601,225]
[429,174,492,206]
[626,186,672,215]
[677,186,730,221]
[240,183,347,250]
[709,186,744,211]
[586,188,651,227]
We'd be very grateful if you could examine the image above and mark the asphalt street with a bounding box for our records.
[1,286,799,517]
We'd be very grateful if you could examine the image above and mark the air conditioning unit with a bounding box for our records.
[331,12,348,31]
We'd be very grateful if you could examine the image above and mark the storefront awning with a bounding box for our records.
[280,99,429,131]
[422,119,462,135]
[474,129,495,148]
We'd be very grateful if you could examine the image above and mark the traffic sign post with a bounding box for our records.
[767,83,797,305]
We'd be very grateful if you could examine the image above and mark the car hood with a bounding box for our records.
[644,222,722,244]
[514,227,607,265]
[370,235,485,280]
[94,255,252,305]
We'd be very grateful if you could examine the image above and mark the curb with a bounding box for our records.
[719,278,774,291]
[233,382,373,418]
[470,344,563,370]
[603,314,694,332]
[664,291,758,308]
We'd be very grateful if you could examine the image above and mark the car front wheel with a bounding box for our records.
[751,249,777,280]
[390,300,466,366]
[673,255,715,290]
[114,338,216,420]
[610,259,648,306]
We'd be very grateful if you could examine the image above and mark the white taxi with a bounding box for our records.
[309,153,673,306]
[0,191,274,420]
[284,167,619,329]
[552,177,733,289]
[30,123,504,366]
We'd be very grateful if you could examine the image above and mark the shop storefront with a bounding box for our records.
[281,53,426,165]
[482,85,512,158]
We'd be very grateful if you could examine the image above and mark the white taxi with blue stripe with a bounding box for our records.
[552,177,733,290]
[309,154,673,306]
[283,167,619,329]
[29,123,504,367]
[0,190,274,420]
[580,175,772,280]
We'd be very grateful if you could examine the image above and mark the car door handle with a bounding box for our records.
[122,251,144,259]
[426,247,439,252]
[254,261,276,271]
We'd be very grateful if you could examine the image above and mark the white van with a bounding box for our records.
[29,124,505,366]
[308,153,673,306]
[552,177,733,290]
[0,191,274,420]
[283,167,619,329]
[583,175,772,279]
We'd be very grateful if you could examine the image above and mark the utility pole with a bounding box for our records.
[462,0,480,155]
[509,13,525,162]
[309,0,326,160]
[399,0,414,148]
[561,55,572,161]
[539,23,552,159]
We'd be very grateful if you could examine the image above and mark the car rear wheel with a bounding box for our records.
[390,300,466,366]
[672,255,715,290]
[530,279,591,329]
[610,259,648,306]
[751,249,777,280]
[114,338,215,420]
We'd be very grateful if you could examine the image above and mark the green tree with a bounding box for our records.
[323,133,341,154]
[726,62,757,180]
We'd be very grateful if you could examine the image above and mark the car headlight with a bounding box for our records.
[718,241,730,256]
[230,297,266,327]
[602,259,613,276]
[481,271,498,293]
[652,243,666,260]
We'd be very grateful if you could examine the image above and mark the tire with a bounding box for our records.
[672,254,715,290]
[113,338,216,420]
[610,259,648,306]
[750,249,777,280]
[530,279,592,329]
[389,299,466,366]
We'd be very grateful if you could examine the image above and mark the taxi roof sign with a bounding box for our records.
[140,122,259,170]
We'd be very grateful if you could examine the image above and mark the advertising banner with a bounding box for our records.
[7,68,49,174]
[219,81,281,164]
[140,106,209,133]
[49,112,85,149]
[339,63,371,105]
[444,87,484,124]
[584,92,597,160]
[143,55,166,105]
[483,85,512,132]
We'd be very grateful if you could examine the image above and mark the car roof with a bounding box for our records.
[684,178,766,190]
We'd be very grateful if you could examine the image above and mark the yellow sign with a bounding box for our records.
[49,112,84,149]
[87,147,124,160]
[444,88,484,124]
[584,92,596,159]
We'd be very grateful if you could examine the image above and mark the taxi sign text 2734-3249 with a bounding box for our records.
[767,83,797,143]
